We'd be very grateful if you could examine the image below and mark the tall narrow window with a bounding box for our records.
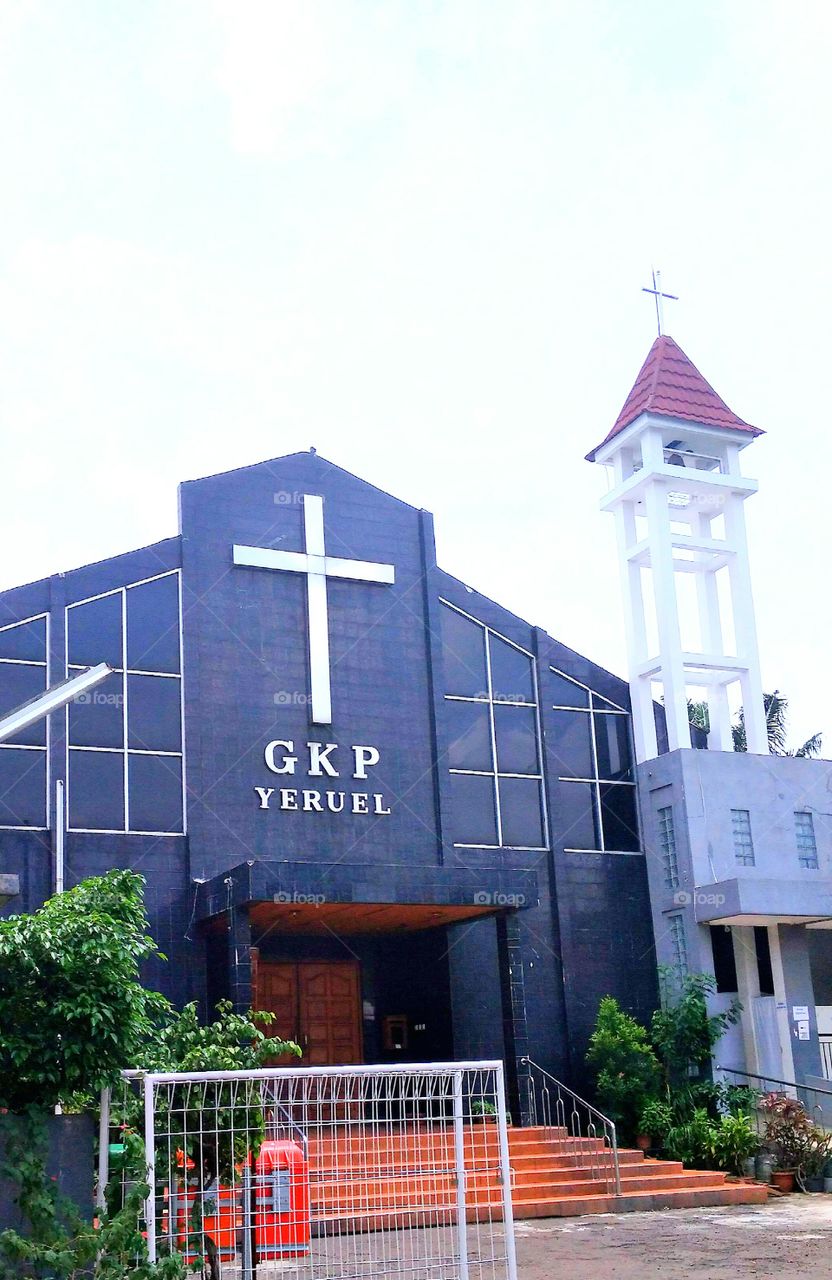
[658,806,678,890]
[66,572,184,834]
[669,914,688,978]
[795,812,819,869]
[731,808,755,866]
[0,614,48,828]
[441,601,546,850]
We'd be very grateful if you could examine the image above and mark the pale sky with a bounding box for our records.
[1,1,829,748]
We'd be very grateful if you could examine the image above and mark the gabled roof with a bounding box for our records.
[586,335,763,461]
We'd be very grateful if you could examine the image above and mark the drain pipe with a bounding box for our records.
[55,779,65,895]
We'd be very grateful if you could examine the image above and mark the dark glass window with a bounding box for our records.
[127,675,182,753]
[448,772,498,846]
[446,700,492,772]
[440,606,487,698]
[494,703,539,775]
[550,670,589,708]
[599,783,640,852]
[67,593,122,668]
[128,754,183,832]
[711,926,739,994]
[499,777,544,847]
[0,662,48,746]
[489,636,534,703]
[127,575,180,674]
[67,670,124,748]
[559,780,601,850]
[754,926,775,996]
[68,749,125,831]
[0,749,46,826]
[548,709,593,779]
[595,713,632,781]
[0,616,46,662]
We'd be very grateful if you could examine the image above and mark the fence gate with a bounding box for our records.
[102,1060,517,1280]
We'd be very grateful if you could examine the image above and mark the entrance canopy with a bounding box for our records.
[196,859,538,932]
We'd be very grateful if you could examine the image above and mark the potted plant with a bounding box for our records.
[797,1131,832,1193]
[470,1100,498,1124]
[637,1098,673,1152]
[708,1112,760,1176]
[823,1157,832,1194]
[759,1093,832,1194]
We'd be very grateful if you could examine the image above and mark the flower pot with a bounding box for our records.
[755,1154,774,1183]
[742,1157,757,1180]
[636,1134,651,1151]
[771,1170,795,1193]
[823,1177,832,1194]
[803,1175,824,1193]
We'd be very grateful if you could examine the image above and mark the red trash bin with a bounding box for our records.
[254,1139,311,1259]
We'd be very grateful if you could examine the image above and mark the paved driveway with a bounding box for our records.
[515,1198,832,1279]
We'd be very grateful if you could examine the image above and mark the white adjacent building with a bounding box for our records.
[589,335,832,1098]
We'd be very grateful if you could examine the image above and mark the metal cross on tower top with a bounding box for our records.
[642,268,678,336]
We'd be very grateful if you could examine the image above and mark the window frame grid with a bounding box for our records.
[669,913,689,977]
[0,612,50,830]
[658,805,679,890]
[731,807,755,867]
[65,570,186,837]
[440,598,548,852]
[795,811,819,870]
[552,667,640,856]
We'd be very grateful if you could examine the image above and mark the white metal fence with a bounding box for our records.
[100,1061,517,1280]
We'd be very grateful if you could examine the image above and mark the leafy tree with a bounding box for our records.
[650,968,741,1094]
[732,689,822,758]
[141,999,299,1075]
[585,997,661,1140]
[0,871,170,1112]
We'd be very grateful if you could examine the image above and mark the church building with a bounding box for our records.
[1,334,829,1118]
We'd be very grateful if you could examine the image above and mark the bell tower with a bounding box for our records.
[587,335,768,762]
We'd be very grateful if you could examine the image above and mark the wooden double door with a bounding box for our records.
[256,959,363,1066]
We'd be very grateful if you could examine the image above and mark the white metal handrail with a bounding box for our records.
[521,1057,621,1195]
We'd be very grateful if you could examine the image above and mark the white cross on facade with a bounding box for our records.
[233,495,395,725]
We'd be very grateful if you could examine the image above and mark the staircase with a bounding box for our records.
[505,1125,767,1217]
[305,1121,767,1234]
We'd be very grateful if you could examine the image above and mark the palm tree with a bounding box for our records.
[732,689,823,758]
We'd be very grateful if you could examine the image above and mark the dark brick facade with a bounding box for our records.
[0,452,659,1091]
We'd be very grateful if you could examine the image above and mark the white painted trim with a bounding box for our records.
[438,599,536,659]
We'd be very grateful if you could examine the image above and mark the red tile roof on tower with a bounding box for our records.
[586,335,763,461]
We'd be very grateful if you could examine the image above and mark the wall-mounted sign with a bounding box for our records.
[254,739,391,816]
[792,1005,809,1021]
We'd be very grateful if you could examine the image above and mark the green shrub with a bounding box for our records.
[664,1108,716,1169]
[651,969,741,1092]
[585,996,661,1140]
[0,871,170,1112]
[638,1098,673,1142]
[709,1112,759,1173]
